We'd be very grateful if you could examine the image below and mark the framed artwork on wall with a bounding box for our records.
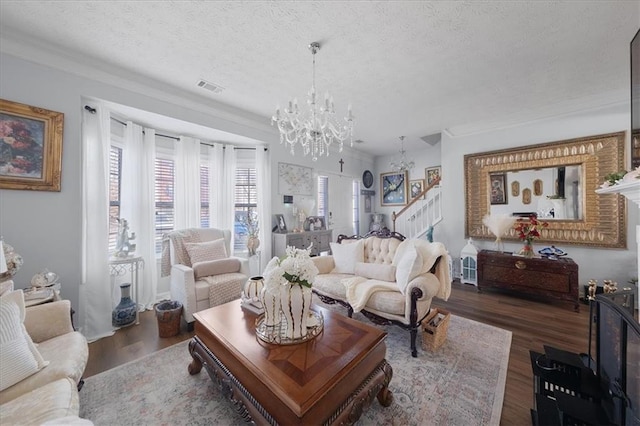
[426,166,441,186]
[278,162,313,195]
[0,99,64,191]
[380,171,408,206]
[489,173,507,205]
[364,195,372,213]
[410,179,425,200]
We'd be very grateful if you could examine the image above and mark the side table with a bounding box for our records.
[109,255,144,325]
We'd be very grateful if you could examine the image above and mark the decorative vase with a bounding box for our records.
[280,283,312,339]
[260,286,281,326]
[247,236,260,256]
[243,276,264,304]
[519,240,535,258]
[112,283,137,327]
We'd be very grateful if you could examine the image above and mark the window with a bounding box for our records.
[352,180,360,235]
[317,175,328,219]
[234,167,256,253]
[108,146,122,251]
[200,164,209,228]
[154,157,174,253]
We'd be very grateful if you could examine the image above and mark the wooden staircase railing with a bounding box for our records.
[391,176,442,238]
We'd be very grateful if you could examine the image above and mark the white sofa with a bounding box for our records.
[0,286,89,424]
[163,228,249,329]
[311,230,451,357]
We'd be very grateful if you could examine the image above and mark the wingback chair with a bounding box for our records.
[165,228,249,330]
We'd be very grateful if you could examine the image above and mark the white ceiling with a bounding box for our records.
[0,1,638,156]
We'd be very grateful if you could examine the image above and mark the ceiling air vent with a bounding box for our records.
[196,79,225,94]
[354,139,365,144]
[420,133,441,146]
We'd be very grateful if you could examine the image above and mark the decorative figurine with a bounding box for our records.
[587,279,597,301]
[114,218,136,258]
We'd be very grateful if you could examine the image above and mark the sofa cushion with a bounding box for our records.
[395,243,423,294]
[354,262,396,282]
[0,330,88,404]
[185,238,227,264]
[363,237,401,265]
[330,240,364,274]
[192,258,241,279]
[0,290,48,392]
[313,273,352,300]
[0,378,80,424]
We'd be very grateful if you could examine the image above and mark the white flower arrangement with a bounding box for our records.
[263,245,319,289]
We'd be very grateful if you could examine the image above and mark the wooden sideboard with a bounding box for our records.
[477,250,579,311]
[272,230,333,257]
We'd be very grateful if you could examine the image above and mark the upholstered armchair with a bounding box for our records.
[164,228,249,330]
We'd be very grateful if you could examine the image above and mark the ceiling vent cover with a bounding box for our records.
[196,79,225,94]
[420,133,441,146]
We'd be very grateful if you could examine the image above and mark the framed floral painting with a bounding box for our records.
[410,179,425,200]
[380,171,408,206]
[0,99,63,191]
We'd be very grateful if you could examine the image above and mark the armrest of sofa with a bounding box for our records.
[312,256,335,274]
[170,264,197,323]
[24,300,74,343]
[406,274,441,302]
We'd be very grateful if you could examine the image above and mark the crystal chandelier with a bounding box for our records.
[271,42,354,161]
[390,136,415,172]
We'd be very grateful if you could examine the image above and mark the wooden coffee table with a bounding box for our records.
[188,299,393,425]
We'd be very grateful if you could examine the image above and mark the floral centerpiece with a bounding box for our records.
[261,245,319,339]
[514,215,548,258]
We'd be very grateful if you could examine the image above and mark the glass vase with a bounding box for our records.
[519,240,535,258]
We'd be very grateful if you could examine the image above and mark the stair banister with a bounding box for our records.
[392,176,441,233]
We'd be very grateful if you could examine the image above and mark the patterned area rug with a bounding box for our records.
[80,309,511,426]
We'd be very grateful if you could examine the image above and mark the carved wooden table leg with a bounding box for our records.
[188,338,203,375]
[377,360,394,407]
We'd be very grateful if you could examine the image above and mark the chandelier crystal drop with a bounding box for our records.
[271,42,354,161]
[389,136,415,172]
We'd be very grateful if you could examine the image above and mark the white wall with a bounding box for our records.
[439,102,638,290]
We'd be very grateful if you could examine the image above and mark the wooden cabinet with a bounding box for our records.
[272,230,333,257]
[477,250,579,311]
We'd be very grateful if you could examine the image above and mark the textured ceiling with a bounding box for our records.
[0,1,638,155]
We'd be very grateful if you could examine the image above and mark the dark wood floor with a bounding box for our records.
[85,281,596,425]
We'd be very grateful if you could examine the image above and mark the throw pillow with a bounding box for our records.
[192,258,241,280]
[330,239,364,274]
[185,238,228,264]
[354,262,397,282]
[0,290,48,391]
[395,243,423,294]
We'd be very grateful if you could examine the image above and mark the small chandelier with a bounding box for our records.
[390,136,415,172]
[271,42,354,161]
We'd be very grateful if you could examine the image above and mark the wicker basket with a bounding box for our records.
[155,300,183,338]
[421,308,450,351]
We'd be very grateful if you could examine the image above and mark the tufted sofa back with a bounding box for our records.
[363,236,402,265]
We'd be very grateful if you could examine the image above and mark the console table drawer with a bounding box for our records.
[477,250,579,311]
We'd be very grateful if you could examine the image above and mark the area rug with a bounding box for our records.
[80,312,511,426]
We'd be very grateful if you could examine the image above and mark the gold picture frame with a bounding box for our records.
[0,99,63,191]
[410,179,425,200]
[464,131,626,248]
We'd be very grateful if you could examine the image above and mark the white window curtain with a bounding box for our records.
[80,103,114,342]
[255,147,271,269]
[222,145,237,248]
[207,144,224,229]
[175,136,201,229]
[120,123,158,310]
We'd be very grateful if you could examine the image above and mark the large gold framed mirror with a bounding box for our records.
[464,131,626,248]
